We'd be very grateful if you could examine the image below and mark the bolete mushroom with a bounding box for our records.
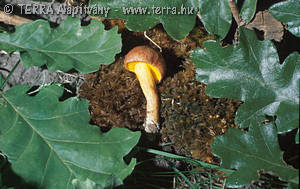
[124,46,166,133]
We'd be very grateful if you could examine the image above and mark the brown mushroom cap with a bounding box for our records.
[124,46,166,83]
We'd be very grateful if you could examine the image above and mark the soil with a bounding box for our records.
[79,18,241,163]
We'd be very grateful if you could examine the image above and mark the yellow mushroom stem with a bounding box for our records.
[134,63,160,133]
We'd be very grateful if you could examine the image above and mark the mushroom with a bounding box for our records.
[124,46,166,133]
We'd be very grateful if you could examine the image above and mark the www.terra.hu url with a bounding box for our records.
[122,5,197,15]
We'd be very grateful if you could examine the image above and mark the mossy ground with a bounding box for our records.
[79,18,241,163]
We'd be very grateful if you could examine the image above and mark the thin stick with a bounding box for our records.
[55,70,85,80]
[89,16,105,23]
[228,0,245,26]
[0,10,33,26]
[144,31,162,52]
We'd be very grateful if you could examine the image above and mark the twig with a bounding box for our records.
[0,10,33,26]
[228,0,245,27]
[144,31,162,52]
[55,70,85,80]
[89,16,105,23]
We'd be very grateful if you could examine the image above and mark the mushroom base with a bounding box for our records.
[144,117,160,133]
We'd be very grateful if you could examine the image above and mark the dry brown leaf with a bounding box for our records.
[246,11,284,42]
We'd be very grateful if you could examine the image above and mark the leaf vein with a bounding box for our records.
[45,135,136,145]
[65,160,111,175]
[39,149,53,188]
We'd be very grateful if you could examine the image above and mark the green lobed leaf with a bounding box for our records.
[269,0,300,37]
[191,27,299,133]
[89,0,196,40]
[196,0,232,39]
[212,123,299,187]
[0,84,140,188]
[235,0,257,22]
[0,17,122,73]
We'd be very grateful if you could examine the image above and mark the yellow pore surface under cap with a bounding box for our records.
[127,62,162,82]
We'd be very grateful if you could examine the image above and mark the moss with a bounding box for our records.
[159,62,240,162]
[80,59,146,130]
